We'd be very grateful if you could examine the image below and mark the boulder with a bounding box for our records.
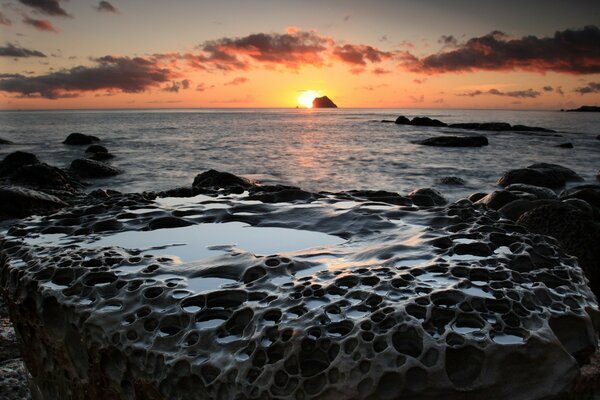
[394,115,411,124]
[63,133,100,145]
[408,188,447,206]
[0,186,67,218]
[88,152,115,161]
[85,145,108,154]
[449,122,512,131]
[475,190,520,210]
[192,169,252,192]
[343,190,411,206]
[436,176,465,185]
[312,96,337,108]
[410,117,447,127]
[498,163,581,188]
[505,184,557,200]
[70,159,121,178]
[0,151,40,176]
[0,138,13,145]
[468,192,487,203]
[247,185,319,203]
[556,143,573,148]
[9,163,82,193]
[148,216,195,230]
[417,135,488,147]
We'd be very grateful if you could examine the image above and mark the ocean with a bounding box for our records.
[1,108,598,200]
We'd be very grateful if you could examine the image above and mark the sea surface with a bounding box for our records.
[0,108,598,200]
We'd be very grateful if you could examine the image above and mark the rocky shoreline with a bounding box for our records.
[1,126,600,399]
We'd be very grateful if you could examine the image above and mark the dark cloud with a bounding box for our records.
[556,86,564,96]
[332,44,393,66]
[343,15,350,22]
[458,88,541,98]
[413,78,427,84]
[0,11,12,26]
[96,1,118,13]
[574,81,600,94]
[409,94,424,103]
[438,35,458,47]
[0,42,46,57]
[404,26,600,75]
[372,67,391,75]
[224,77,248,86]
[18,0,70,17]
[0,55,174,99]
[542,86,553,92]
[22,16,59,32]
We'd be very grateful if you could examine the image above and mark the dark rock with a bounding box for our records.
[417,135,488,147]
[498,199,536,221]
[88,152,115,161]
[380,120,395,123]
[92,218,123,233]
[394,116,411,124]
[475,190,519,210]
[556,142,573,148]
[454,242,492,257]
[468,192,487,203]
[158,187,195,198]
[248,185,318,203]
[0,138,13,145]
[63,133,100,145]
[436,176,465,185]
[148,216,194,230]
[0,186,67,218]
[85,145,108,154]
[505,184,557,200]
[410,117,447,127]
[562,198,594,216]
[343,190,411,206]
[566,106,600,112]
[408,188,447,206]
[70,159,121,178]
[518,203,600,297]
[312,96,337,108]
[0,151,40,176]
[192,170,252,191]
[449,122,512,131]
[512,125,556,133]
[9,163,82,193]
[498,163,581,188]
[560,188,600,213]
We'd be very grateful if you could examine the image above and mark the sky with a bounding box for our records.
[0,0,599,109]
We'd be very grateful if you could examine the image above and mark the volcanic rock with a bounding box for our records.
[505,184,557,200]
[312,96,337,108]
[63,132,100,145]
[475,190,520,210]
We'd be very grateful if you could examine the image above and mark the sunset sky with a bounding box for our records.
[0,0,599,109]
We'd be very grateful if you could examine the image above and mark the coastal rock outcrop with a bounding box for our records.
[312,96,337,108]
[498,163,582,188]
[192,169,253,192]
[70,158,121,178]
[410,116,447,127]
[0,151,40,176]
[63,132,100,145]
[417,135,488,147]
[0,185,67,218]
[407,187,447,206]
[393,117,557,134]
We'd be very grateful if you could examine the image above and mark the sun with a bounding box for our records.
[297,90,319,108]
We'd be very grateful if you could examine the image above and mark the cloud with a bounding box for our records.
[332,44,393,66]
[556,86,564,96]
[372,67,391,75]
[458,88,541,98]
[0,42,46,57]
[409,94,424,103]
[96,1,118,13]
[18,0,70,17]
[343,15,350,22]
[195,83,215,92]
[0,12,12,26]
[542,86,553,92]
[224,77,248,86]
[403,25,600,75]
[0,55,175,99]
[574,81,600,94]
[413,78,427,84]
[22,16,59,32]
[162,79,190,93]
[438,35,458,47]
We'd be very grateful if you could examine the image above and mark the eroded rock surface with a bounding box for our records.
[1,182,598,400]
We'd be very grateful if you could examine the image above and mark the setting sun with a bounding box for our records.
[297,90,319,108]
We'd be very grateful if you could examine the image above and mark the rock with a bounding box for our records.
[560,188,600,212]
[247,185,319,203]
[562,198,594,216]
[410,117,447,127]
[505,184,557,200]
[408,187,447,206]
[0,358,32,400]
[512,125,556,133]
[343,190,411,206]
[9,163,82,194]
[597,170,600,181]
[0,138,13,145]
[312,96,337,108]
[85,144,108,154]
[394,115,411,124]
[518,202,600,297]
[91,218,123,233]
[475,190,520,210]
[566,106,600,112]
[88,152,115,161]
[436,176,465,185]
[498,199,536,221]
[63,133,100,145]
[148,216,194,230]
[70,159,121,178]
[0,151,40,176]
[597,135,600,141]
[556,142,573,148]
[0,186,67,218]
[449,122,512,131]
[192,169,252,192]
[417,135,488,147]
[498,163,581,188]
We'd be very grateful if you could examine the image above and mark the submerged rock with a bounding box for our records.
[408,187,447,206]
[85,144,108,154]
[556,142,573,148]
[63,132,100,145]
[312,96,337,108]
[70,158,121,178]
[436,176,466,185]
[0,138,13,145]
[417,135,488,147]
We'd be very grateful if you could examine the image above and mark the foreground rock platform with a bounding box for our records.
[1,178,599,400]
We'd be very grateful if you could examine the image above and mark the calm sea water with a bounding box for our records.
[0,108,598,200]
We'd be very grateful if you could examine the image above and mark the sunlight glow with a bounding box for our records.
[297,90,319,108]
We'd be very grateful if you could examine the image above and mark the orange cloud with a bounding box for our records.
[22,16,59,33]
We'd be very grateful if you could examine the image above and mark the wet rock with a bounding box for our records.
[518,202,600,297]
[408,188,447,206]
[417,135,488,147]
[505,184,557,200]
[91,218,123,233]
[70,159,121,178]
[556,142,573,148]
[475,190,519,210]
[498,163,581,188]
[148,216,194,230]
[342,190,412,205]
[192,169,252,192]
[9,164,82,194]
[312,96,337,108]
[63,133,100,145]
[85,145,108,154]
[410,117,447,127]
[449,122,512,131]
[0,358,32,400]
[395,115,411,124]
[0,151,40,176]
[498,199,536,221]
[0,186,67,218]
[88,152,115,161]
[248,185,319,203]
[0,138,13,145]
[436,176,465,185]
[562,198,594,216]
[468,192,487,203]
[512,125,556,133]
